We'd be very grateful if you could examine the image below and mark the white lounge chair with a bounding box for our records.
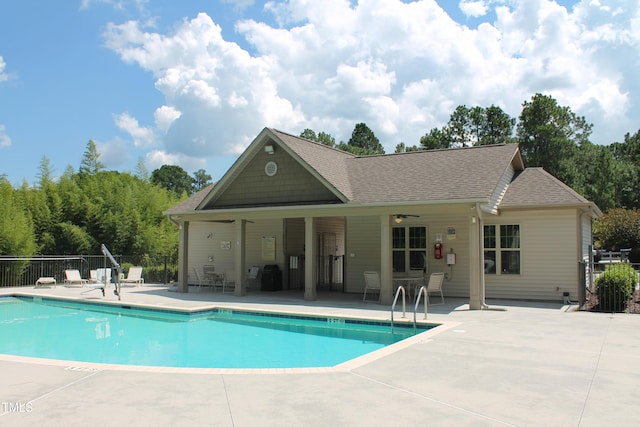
[363,271,382,303]
[35,277,56,288]
[122,266,144,286]
[95,268,111,286]
[426,272,445,304]
[64,269,89,287]
[89,270,99,283]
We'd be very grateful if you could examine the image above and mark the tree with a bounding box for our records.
[609,130,640,209]
[300,128,317,141]
[300,129,336,147]
[419,128,450,150]
[151,165,194,197]
[20,187,53,253]
[574,142,616,211]
[79,140,105,176]
[0,180,37,257]
[394,142,421,153]
[337,123,384,155]
[480,105,516,145]
[134,158,149,181]
[418,104,515,150]
[447,105,478,147]
[516,93,593,186]
[53,222,95,254]
[192,169,212,193]
[316,131,336,147]
[36,155,54,186]
[594,208,640,250]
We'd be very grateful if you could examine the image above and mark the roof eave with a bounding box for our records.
[499,202,602,218]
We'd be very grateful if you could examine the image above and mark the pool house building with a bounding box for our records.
[165,128,601,308]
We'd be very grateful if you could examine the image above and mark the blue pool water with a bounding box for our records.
[0,297,435,369]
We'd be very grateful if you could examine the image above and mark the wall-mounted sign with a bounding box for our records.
[262,236,276,261]
[447,226,456,240]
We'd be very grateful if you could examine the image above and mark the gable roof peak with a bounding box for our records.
[268,128,357,157]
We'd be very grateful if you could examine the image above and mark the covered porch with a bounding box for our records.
[171,201,487,309]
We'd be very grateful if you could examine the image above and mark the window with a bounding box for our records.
[484,224,520,274]
[393,226,426,273]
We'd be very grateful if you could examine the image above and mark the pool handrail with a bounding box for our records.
[413,285,428,333]
[390,285,406,333]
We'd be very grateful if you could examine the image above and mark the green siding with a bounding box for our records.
[206,146,340,208]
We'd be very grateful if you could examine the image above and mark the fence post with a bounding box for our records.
[578,261,586,307]
[164,255,168,284]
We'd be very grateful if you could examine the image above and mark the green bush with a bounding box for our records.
[595,263,637,312]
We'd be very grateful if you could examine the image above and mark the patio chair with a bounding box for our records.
[35,277,56,288]
[121,266,144,286]
[223,270,236,293]
[89,270,99,284]
[95,268,111,286]
[64,269,89,287]
[246,266,260,290]
[363,271,382,303]
[203,265,223,290]
[192,267,209,291]
[407,269,425,299]
[426,272,445,305]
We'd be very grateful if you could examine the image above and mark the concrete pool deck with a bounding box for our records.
[1,284,639,426]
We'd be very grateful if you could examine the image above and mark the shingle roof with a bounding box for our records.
[166,128,597,215]
[343,144,520,203]
[273,129,522,204]
[500,167,592,208]
[165,183,215,215]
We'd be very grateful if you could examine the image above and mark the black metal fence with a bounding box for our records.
[584,252,640,313]
[0,254,178,288]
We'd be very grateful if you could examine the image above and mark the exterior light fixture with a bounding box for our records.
[264,145,275,154]
[394,214,419,224]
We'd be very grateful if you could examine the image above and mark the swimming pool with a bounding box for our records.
[0,296,437,369]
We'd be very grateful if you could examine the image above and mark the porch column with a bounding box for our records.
[469,213,485,309]
[380,215,393,305]
[304,217,317,301]
[177,220,189,293]
[234,220,247,296]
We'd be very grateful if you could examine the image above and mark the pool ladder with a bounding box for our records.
[391,285,428,333]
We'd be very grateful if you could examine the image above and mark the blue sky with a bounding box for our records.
[1,0,638,185]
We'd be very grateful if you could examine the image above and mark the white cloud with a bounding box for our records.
[114,112,155,147]
[0,124,11,149]
[94,138,129,169]
[459,0,489,18]
[0,56,9,82]
[146,149,206,173]
[154,105,182,132]
[103,0,640,170]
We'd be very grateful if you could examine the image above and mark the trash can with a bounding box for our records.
[261,264,282,291]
